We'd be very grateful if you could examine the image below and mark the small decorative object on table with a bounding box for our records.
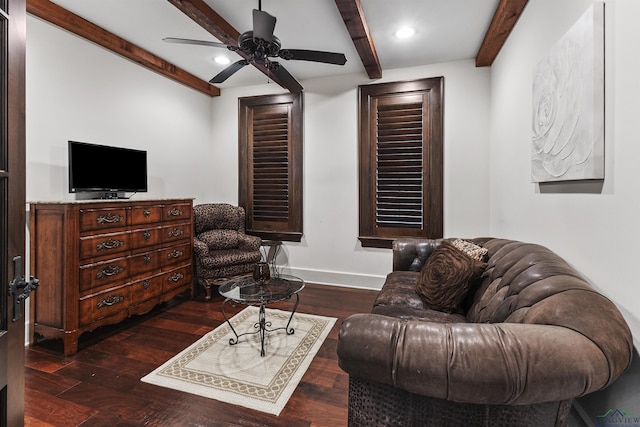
[253,261,271,284]
[260,240,283,278]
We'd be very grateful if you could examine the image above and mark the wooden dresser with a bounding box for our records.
[29,198,193,355]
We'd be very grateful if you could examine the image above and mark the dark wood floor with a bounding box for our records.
[24,283,378,427]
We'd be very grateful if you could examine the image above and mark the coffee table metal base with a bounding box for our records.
[221,293,300,357]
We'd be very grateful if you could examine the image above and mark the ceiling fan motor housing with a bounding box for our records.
[238,31,281,61]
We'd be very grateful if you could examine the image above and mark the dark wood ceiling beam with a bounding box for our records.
[334,0,382,79]
[167,0,290,91]
[27,0,220,97]
[475,0,528,67]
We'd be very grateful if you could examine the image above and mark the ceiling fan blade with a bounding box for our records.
[163,37,229,49]
[210,60,250,84]
[269,62,303,93]
[279,49,347,65]
[253,9,276,42]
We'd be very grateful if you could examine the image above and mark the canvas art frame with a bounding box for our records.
[532,2,604,183]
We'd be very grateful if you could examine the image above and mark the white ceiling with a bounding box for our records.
[46,0,500,90]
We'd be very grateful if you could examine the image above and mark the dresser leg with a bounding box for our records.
[63,332,79,356]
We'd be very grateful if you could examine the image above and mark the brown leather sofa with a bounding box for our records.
[337,238,634,427]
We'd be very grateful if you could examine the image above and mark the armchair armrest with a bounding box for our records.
[238,233,261,251]
[193,237,209,260]
[337,313,616,406]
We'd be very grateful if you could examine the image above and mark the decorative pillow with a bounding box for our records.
[450,238,488,261]
[416,241,487,313]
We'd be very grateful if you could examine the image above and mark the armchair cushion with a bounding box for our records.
[199,249,262,268]
[198,229,240,250]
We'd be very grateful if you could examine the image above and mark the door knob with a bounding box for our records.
[8,256,39,322]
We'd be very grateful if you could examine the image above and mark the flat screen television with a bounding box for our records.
[68,140,148,196]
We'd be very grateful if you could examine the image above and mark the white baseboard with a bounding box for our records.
[279,267,385,291]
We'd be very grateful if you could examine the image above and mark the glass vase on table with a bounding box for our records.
[253,261,271,285]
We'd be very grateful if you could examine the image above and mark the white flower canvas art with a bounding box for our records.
[531,3,604,182]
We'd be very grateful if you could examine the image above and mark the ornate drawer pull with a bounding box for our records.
[168,273,184,283]
[144,254,151,265]
[167,250,183,259]
[143,280,151,290]
[97,295,124,308]
[143,230,151,241]
[168,228,184,238]
[96,265,124,280]
[143,209,151,217]
[167,208,183,217]
[97,239,124,251]
[96,213,123,225]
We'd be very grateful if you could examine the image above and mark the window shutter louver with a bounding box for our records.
[252,107,290,222]
[375,100,424,229]
[239,93,303,242]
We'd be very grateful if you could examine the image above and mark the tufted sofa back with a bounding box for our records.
[466,238,633,384]
[393,237,633,386]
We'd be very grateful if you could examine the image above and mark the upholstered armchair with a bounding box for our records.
[193,203,262,300]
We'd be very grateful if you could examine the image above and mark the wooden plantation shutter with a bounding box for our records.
[375,95,424,230]
[239,93,303,242]
[358,77,443,248]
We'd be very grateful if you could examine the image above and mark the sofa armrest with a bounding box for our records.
[392,238,442,271]
[337,313,619,406]
[193,237,209,260]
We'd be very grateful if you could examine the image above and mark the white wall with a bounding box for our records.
[489,0,640,344]
[26,14,492,294]
[26,16,214,203]
[209,60,492,288]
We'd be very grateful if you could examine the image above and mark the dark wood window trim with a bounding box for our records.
[358,77,444,249]
[239,92,303,242]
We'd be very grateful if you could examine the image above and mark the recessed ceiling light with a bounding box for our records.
[395,27,415,39]
[215,56,231,65]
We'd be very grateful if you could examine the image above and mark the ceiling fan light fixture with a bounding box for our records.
[215,55,231,65]
[395,26,416,39]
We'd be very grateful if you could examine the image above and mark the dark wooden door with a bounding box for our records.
[1,0,27,425]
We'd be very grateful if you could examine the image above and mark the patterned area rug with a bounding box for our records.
[141,306,336,416]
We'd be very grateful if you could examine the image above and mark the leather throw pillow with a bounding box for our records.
[416,241,487,313]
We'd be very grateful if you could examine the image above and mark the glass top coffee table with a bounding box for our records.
[218,274,304,357]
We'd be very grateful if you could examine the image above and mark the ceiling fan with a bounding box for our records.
[164,0,347,93]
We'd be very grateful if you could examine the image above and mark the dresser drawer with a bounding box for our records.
[163,202,192,222]
[130,226,162,248]
[79,256,129,292]
[80,231,132,260]
[130,205,163,225]
[79,284,131,326]
[159,243,191,266]
[80,207,127,232]
[162,264,192,293]
[130,273,163,304]
[129,249,161,275]
[161,222,192,244]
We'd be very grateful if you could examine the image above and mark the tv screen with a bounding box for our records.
[68,140,148,194]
